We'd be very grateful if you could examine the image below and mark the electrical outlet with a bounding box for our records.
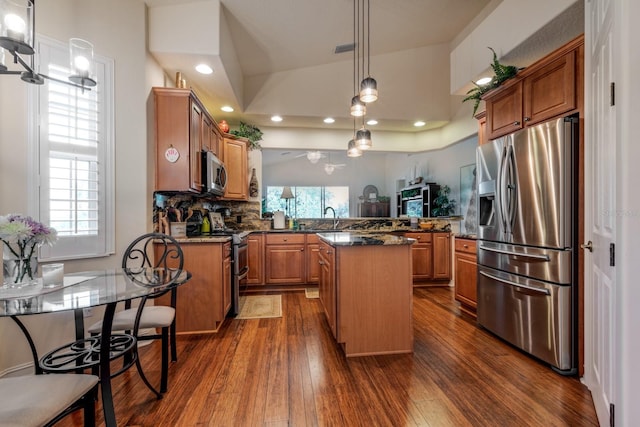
[83,308,93,317]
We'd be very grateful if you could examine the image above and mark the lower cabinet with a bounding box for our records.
[404,232,451,284]
[454,237,477,317]
[305,233,320,284]
[265,233,306,284]
[156,241,231,333]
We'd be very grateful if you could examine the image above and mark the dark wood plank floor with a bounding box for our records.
[59,287,598,426]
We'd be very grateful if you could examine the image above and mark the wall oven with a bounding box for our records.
[231,232,249,316]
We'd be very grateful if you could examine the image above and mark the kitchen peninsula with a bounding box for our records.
[317,232,415,357]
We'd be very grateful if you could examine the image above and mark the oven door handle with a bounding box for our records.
[237,266,249,281]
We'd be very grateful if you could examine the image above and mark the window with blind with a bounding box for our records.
[32,36,114,260]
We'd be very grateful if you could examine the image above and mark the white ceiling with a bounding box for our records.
[146,0,494,133]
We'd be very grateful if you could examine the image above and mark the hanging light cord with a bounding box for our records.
[366,0,371,77]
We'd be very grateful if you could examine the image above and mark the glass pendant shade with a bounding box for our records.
[350,95,366,117]
[356,128,372,150]
[68,38,97,87]
[347,139,362,157]
[0,0,34,54]
[359,76,378,103]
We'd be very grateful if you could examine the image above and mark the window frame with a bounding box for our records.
[265,185,350,218]
[28,35,115,261]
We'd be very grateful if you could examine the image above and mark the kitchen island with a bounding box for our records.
[317,232,415,357]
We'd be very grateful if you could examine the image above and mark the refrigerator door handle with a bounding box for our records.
[505,144,517,232]
[479,243,551,261]
[497,145,508,233]
[479,270,551,295]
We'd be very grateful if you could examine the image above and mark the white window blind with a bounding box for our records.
[32,36,114,260]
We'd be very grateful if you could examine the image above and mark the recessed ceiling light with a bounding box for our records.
[195,64,213,74]
[414,121,426,127]
[475,76,492,85]
[221,106,234,112]
[366,119,378,126]
[324,117,335,124]
[271,115,283,122]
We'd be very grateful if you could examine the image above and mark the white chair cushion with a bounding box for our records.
[0,374,98,427]
[87,305,175,334]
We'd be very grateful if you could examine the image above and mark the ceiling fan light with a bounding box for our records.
[347,139,362,157]
[307,151,322,163]
[324,164,335,175]
[350,95,366,117]
[355,128,372,150]
[359,77,378,103]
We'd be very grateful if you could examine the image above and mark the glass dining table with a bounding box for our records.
[0,268,191,427]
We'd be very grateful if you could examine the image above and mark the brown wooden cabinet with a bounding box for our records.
[404,231,451,284]
[155,241,231,334]
[433,232,452,280]
[454,237,477,317]
[154,87,218,193]
[245,233,264,285]
[265,233,306,284]
[318,240,336,337]
[305,233,320,284]
[220,136,248,201]
[359,202,390,217]
[475,110,488,145]
[484,36,583,140]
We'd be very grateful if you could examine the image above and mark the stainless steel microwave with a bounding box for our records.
[201,151,227,196]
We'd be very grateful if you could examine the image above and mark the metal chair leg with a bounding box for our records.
[161,328,169,393]
[170,321,177,362]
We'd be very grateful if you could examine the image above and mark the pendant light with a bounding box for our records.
[0,0,96,90]
[347,118,362,157]
[359,0,377,103]
[356,125,372,151]
[350,0,366,117]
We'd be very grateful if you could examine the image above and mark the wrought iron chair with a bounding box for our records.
[0,373,98,427]
[86,232,184,396]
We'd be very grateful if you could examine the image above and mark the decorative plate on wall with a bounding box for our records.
[363,185,379,201]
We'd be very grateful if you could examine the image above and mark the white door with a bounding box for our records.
[584,0,616,424]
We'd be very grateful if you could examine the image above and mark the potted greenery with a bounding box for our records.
[463,47,521,116]
[431,185,456,217]
[229,121,263,150]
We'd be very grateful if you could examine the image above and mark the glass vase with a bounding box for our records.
[2,256,38,287]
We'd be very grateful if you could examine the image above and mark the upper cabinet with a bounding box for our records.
[154,88,217,193]
[220,136,248,201]
[483,35,583,141]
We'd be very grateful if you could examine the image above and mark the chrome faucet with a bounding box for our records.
[324,206,339,229]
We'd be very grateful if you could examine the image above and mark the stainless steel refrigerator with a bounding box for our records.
[476,115,578,374]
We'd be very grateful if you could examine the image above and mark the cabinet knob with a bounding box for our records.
[513,121,520,126]
[319,260,324,265]
[524,116,531,122]
[283,238,287,241]
[463,244,468,248]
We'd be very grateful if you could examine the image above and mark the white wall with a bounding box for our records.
[0,0,165,375]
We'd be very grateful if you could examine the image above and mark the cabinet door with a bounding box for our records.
[432,232,451,280]
[189,100,203,192]
[318,242,336,337]
[455,252,477,313]
[486,81,523,140]
[475,110,488,145]
[306,243,320,283]
[405,233,432,280]
[265,244,306,284]
[246,234,264,285]
[523,50,576,126]
[222,138,248,201]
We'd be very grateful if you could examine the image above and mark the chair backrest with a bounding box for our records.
[122,232,184,271]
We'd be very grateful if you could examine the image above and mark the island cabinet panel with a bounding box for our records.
[405,232,433,279]
[155,241,231,334]
[432,232,452,280]
[245,233,264,285]
[334,245,413,356]
[454,238,477,317]
[318,240,336,337]
[265,233,306,284]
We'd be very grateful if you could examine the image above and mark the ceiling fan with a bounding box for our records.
[324,162,346,175]
[295,151,326,164]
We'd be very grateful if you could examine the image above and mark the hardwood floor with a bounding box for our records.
[59,287,598,426]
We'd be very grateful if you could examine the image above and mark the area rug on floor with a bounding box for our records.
[236,295,282,319]
[305,288,319,299]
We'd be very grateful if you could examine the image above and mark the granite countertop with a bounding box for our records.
[173,236,232,243]
[317,232,416,246]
